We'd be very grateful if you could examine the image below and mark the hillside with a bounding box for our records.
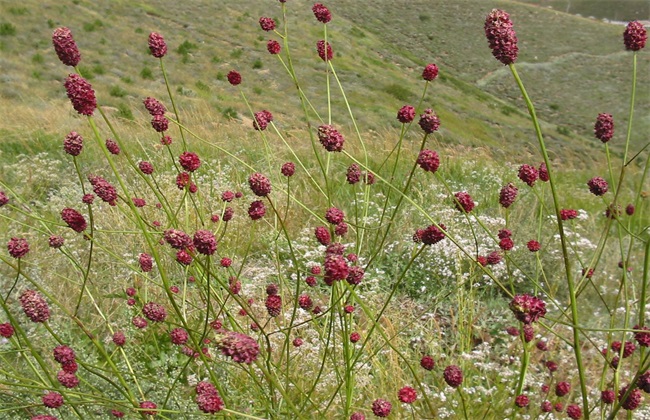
[0,0,647,167]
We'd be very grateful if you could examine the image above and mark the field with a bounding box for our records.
[0,1,648,419]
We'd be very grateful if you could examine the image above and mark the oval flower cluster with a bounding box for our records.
[484,9,519,65]
[509,294,547,324]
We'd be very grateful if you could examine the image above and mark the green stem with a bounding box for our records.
[508,63,588,416]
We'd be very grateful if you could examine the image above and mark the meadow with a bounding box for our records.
[0,1,648,419]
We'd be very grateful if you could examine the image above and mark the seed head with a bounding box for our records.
[346,265,364,285]
[601,389,615,404]
[143,97,166,116]
[148,32,167,57]
[555,381,571,397]
[20,290,50,323]
[164,229,192,249]
[265,295,282,317]
[484,9,519,65]
[64,74,96,116]
[623,21,647,51]
[594,113,614,143]
[52,27,81,66]
[170,328,189,345]
[619,386,642,410]
[151,115,169,132]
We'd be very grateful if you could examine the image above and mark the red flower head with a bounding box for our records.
[139,253,153,272]
[318,124,345,152]
[20,290,50,323]
[253,110,273,131]
[509,294,547,324]
[0,322,15,338]
[265,295,282,317]
[371,399,392,417]
[281,162,295,177]
[417,149,440,173]
[61,208,88,233]
[248,200,266,220]
[195,381,224,414]
[139,161,154,175]
[42,391,64,408]
[587,177,608,196]
[179,151,201,172]
[143,97,166,116]
[216,331,260,364]
[560,209,578,220]
[88,175,118,206]
[317,40,333,61]
[397,105,415,123]
[515,394,529,408]
[454,191,475,213]
[418,108,440,133]
[315,226,331,245]
[398,386,417,403]
[312,3,332,24]
[64,74,96,116]
[105,138,120,155]
[422,63,439,81]
[499,183,518,208]
[170,328,189,345]
[267,39,281,54]
[484,9,519,65]
[346,163,361,184]
[142,302,167,322]
[249,172,272,196]
[325,207,345,224]
[623,21,647,51]
[63,131,84,156]
[420,355,435,370]
[227,70,242,86]
[259,17,276,32]
[518,164,538,187]
[52,27,81,67]
[7,237,29,259]
[193,230,217,255]
[566,404,582,419]
[443,365,463,388]
[527,240,540,252]
[151,115,169,132]
[421,224,446,245]
[148,32,167,58]
[139,401,158,416]
[594,113,614,143]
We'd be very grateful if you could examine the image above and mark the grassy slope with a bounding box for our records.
[0,0,646,168]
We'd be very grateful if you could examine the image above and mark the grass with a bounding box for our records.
[0,1,648,418]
